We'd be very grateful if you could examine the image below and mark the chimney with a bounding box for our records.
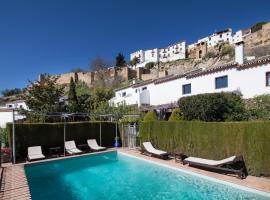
[235,41,244,65]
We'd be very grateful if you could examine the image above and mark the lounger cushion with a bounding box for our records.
[28,146,45,161]
[66,148,82,154]
[65,141,82,154]
[87,139,106,151]
[184,156,236,166]
[28,154,45,160]
[143,142,167,155]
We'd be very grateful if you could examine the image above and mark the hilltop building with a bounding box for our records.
[130,41,186,68]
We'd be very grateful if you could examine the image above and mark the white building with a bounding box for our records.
[110,42,270,108]
[5,100,28,110]
[197,29,233,47]
[130,41,186,68]
[0,100,28,128]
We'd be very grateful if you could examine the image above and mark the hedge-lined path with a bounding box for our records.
[118,148,270,194]
[0,164,31,200]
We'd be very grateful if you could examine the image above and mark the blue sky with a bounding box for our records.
[0,0,270,91]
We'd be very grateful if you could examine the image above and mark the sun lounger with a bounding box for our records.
[142,142,169,159]
[27,146,45,161]
[87,139,106,151]
[65,141,82,155]
[183,155,247,179]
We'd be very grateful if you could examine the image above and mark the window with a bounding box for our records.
[215,75,228,89]
[122,92,126,97]
[220,34,222,38]
[182,84,191,95]
[266,72,270,86]
[142,87,147,90]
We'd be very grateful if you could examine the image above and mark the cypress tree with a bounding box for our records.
[68,77,79,112]
[115,53,126,67]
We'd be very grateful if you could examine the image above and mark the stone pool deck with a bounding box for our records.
[118,148,270,194]
[0,148,269,199]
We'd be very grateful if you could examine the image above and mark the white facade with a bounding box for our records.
[0,109,25,128]
[0,100,28,128]
[5,100,28,110]
[130,41,186,68]
[197,29,233,47]
[111,59,270,107]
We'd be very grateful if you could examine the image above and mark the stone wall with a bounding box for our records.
[187,41,207,59]
[244,22,270,48]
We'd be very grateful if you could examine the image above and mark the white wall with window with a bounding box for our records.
[110,62,270,107]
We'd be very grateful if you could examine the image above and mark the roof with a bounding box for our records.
[6,100,25,104]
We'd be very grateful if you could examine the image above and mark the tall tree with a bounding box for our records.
[24,74,64,113]
[68,77,79,113]
[90,56,109,71]
[115,53,126,67]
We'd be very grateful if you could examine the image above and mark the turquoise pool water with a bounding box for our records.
[25,151,270,200]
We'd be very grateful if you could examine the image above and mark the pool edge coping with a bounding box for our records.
[118,151,270,198]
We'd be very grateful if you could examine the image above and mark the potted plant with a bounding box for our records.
[1,148,11,163]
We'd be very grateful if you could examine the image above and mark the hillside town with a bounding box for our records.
[1,1,270,199]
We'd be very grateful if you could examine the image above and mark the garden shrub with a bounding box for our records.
[168,108,183,121]
[178,92,247,121]
[140,121,270,176]
[145,62,155,70]
[144,111,158,121]
[247,94,270,120]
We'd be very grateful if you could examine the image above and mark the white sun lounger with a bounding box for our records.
[142,142,169,159]
[183,155,247,179]
[87,139,106,151]
[65,141,82,155]
[27,146,45,161]
[184,156,237,166]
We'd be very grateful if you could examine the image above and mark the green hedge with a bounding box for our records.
[140,121,270,176]
[7,122,118,161]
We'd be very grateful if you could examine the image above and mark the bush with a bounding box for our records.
[178,92,247,122]
[251,22,267,33]
[145,62,155,70]
[140,121,270,176]
[220,45,234,57]
[247,94,270,120]
[204,51,216,59]
[168,108,183,121]
[7,122,118,161]
[144,111,158,121]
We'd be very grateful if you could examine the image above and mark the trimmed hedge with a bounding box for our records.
[140,121,270,176]
[7,122,118,161]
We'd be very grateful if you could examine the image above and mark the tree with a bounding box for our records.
[24,74,64,114]
[144,111,158,121]
[168,108,183,121]
[115,53,126,67]
[90,56,109,72]
[145,62,155,70]
[90,88,114,109]
[130,57,140,66]
[1,88,25,97]
[71,67,86,73]
[247,94,270,120]
[68,77,79,113]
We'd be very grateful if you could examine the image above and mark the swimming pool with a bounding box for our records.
[25,151,270,200]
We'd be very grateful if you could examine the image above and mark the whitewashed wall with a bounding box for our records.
[0,111,25,128]
[111,63,270,106]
